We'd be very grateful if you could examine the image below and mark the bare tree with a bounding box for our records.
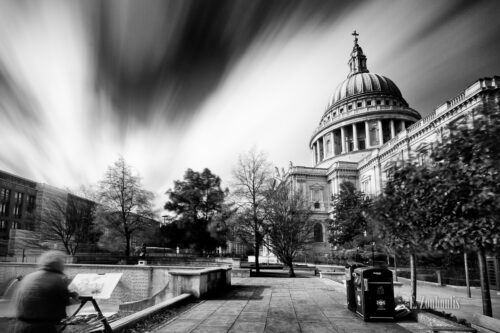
[264,184,313,277]
[31,193,98,255]
[98,157,156,257]
[231,149,272,275]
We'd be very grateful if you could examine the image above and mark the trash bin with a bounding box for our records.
[345,262,366,312]
[353,267,395,321]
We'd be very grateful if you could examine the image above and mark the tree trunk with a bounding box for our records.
[477,247,493,316]
[394,252,398,282]
[410,252,417,309]
[464,252,471,298]
[254,242,260,275]
[288,262,295,277]
[125,234,131,257]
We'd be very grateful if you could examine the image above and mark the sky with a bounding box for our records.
[1,0,500,215]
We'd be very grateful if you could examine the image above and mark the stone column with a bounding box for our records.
[401,120,406,131]
[352,123,359,151]
[377,120,383,146]
[314,143,318,164]
[340,127,346,154]
[365,121,371,148]
[390,119,395,138]
[330,132,335,156]
[322,136,328,158]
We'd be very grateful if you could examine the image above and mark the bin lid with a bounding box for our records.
[353,267,393,279]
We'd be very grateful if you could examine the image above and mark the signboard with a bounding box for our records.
[68,273,122,299]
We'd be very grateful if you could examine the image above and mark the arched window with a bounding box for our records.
[314,223,323,243]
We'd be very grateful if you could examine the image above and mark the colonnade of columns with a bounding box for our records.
[313,119,407,164]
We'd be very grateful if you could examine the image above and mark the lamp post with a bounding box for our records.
[371,241,375,266]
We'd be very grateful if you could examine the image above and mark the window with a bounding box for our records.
[0,188,10,217]
[314,223,323,242]
[27,195,36,213]
[14,192,23,218]
[348,104,352,110]
[339,108,344,113]
[0,220,6,230]
[362,179,370,194]
[314,202,320,209]
[357,102,362,108]
[376,100,381,105]
[385,100,390,105]
[367,100,372,106]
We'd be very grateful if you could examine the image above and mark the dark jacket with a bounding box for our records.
[13,268,71,333]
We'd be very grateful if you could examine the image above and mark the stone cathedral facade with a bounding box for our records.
[283,33,500,262]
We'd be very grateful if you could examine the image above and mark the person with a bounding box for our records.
[12,250,79,333]
[139,243,147,259]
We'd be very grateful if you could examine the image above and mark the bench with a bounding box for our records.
[471,313,500,333]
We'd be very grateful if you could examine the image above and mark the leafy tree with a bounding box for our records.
[328,181,371,249]
[98,157,156,257]
[263,184,313,277]
[370,163,437,307]
[231,149,272,274]
[425,104,500,316]
[164,168,227,254]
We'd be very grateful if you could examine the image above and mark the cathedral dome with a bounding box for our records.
[328,73,406,108]
[309,31,421,169]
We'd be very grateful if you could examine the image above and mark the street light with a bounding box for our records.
[371,241,375,266]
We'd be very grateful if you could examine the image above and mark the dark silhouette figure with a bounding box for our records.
[12,250,78,333]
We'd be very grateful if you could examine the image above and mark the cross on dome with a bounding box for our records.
[352,30,359,44]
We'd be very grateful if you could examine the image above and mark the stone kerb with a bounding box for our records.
[319,271,345,283]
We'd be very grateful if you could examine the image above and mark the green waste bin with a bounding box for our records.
[353,267,395,321]
[345,263,366,312]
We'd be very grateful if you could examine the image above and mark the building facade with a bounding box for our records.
[0,171,99,257]
[0,171,37,256]
[284,33,500,263]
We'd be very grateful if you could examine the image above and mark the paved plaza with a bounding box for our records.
[154,271,412,333]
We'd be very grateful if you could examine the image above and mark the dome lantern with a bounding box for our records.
[348,30,369,78]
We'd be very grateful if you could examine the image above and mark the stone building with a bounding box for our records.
[0,171,99,258]
[0,171,37,256]
[284,33,500,263]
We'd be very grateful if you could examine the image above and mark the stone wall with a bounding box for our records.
[0,263,231,306]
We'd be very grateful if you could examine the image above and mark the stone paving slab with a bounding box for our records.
[154,271,412,333]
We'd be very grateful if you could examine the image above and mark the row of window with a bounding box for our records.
[0,219,35,231]
[323,99,402,124]
[341,98,400,113]
[0,187,36,219]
